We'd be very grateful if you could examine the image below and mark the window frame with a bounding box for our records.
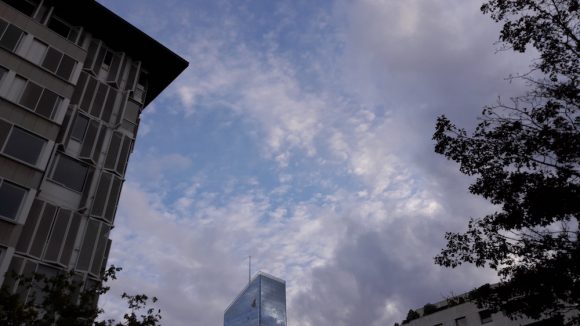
[0,246,6,270]
[48,153,90,193]
[0,124,47,167]
[24,38,78,81]
[0,179,28,222]
[132,70,148,104]
[104,131,133,176]
[46,14,82,45]
[479,310,492,324]
[0,19,26,52]
[0,65,8,85]
[25,38,49,65]
[121,98,140,135]
[90,171,123,222]
[7,75,64,120]
[76,73,116,123]
[1,0,40,17]
[69,113,90,142]
[101,50,113,71]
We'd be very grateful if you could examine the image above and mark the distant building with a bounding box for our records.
[0,0,187,299]
[399,291,565,326]
[224,272,287,326]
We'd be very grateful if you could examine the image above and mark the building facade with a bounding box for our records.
[224,272,287,326]
[400,292,564,326]
[0,0,187,297]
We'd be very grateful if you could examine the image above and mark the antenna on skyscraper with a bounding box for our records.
[248,255,251,284]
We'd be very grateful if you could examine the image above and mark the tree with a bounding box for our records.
[402,309,420,324]
[422,303,437,316]
[0,266,162,326]
[433,0,578,324]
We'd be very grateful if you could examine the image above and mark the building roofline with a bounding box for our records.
[223,271,286,314]
[48,0,188,107]
[256,271,286,284]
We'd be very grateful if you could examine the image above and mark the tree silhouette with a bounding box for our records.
[0,266,162,325]
[433,0,578,324]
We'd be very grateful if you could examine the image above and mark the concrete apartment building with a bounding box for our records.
[224,272,287,326]
[0,0,187,295]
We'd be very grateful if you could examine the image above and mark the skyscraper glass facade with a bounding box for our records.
[224,272,287,326]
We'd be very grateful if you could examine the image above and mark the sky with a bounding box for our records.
[95,0,532,325]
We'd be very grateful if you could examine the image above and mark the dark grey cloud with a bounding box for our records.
[287,2,527,324]
[292,215,495,326]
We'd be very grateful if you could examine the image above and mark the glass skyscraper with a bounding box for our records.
[224,272,287,326]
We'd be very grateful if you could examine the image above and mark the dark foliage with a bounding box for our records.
[423,303,438,316]
[433,0,578,324]
[402,309,421,324]
[0,266,162,326]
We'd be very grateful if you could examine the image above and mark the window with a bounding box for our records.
[133,71,148,103]
[90,223,110,275]
[0,180,27,220]
[56,54,76,80]
[106,52,125,85]
[24,39,78,81]
[479,311,492,324]
[455,317,467,326]
[41,47,77,80]
[18,81,43,109]
[25,38,48,65]
[124,100,140,125]
[0,66,8,84]
[42,47,61,71]
[76,73,116,123]
[124,62,139,91]
[47,15,80,44]
[33,4,49,24]
[50,154,89,192]
[6,75,26,102]
[102,50,113,71]
[119,97,140,134]
[7,76,63,120]
[76,219,99,271]
[0,120,9,146]
[76,219,110,275]
[19,82,62,119]
[43,208,79,265]
[70,114,89,142]
[90,83,108,117]
[32,264,60,304]
[35,89,61,118]
[15,199,79,267]
[78,119,104,164]
[0,19,25,52]
[91,172,122,222]
[104,132,132,176]
[1,0,40,17]
[2,126,46,165]
[83,40,103,74]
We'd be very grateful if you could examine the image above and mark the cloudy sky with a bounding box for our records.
[96,0,532,325]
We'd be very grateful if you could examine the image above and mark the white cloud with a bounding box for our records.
[174,38,328,164]
[95,0,527,324]
[101,165,495,325]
